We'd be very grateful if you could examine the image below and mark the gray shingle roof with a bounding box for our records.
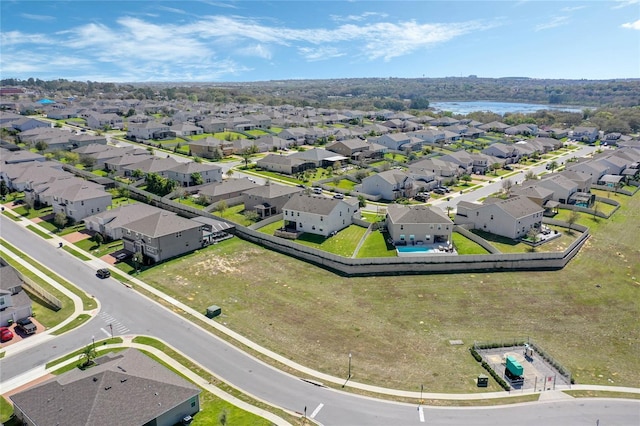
[10,349,200,426]
[123,211,201,237]
[387,204,452,225]
[283,193,344,215]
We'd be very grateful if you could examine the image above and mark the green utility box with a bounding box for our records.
[477,374,489,387]
[206,305,222,318]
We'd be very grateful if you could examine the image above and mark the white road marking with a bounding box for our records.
[418,406,425,423]
[310,403,324,419]
[100,327,110,338]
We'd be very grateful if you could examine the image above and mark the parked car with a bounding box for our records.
[312,187,322,194]
[414,193,430,202]
[96,268,111,279]
[0,326,14,342]
[333,193,344,199]
[16,318,36,335]
[433,188,447,195]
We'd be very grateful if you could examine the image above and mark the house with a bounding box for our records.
[565,159,610,183]
[455,196,544,240]
[385,204,453,246]
[372,133,412,150]
[68,133,108,149]
[254,135,293,151]
[127,121,171,141]
[9,117,52,132]
[86,113,123,130]
[282,193,360,237]
[0,148,46,165]
[289,148,347,168]
[166,162,223,187]
[122,211,203,263]
[572,126,599,143]
[482,142,520,164]
[0,263,33,327]
[511,184,555,210]
[256,153,316,175]
[2,161,67,192]
[170,122,203,137]
[430,116,459,126]
[523,174,579,205]
[407,129,446,145]
[359,170,416,201]
[478,121,510,133]
[84,203,163,240]
[505,123,538,136]
[188,137,233,158]
[122,156,181,178]
[243,183,303,218]
[197,117,226,133]
[198,178,260,204]
[45,179,112,222]
[103,152,153,172]
[326,139,385,160]
[408,158,462,181]
[10,349,200,426]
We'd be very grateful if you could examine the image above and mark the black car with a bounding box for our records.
[96,268,111,279]
[16,318,37,335]
[433,188,447,195]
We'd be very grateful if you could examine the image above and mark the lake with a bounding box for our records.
[430,101,583,115]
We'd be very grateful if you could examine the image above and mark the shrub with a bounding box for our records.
[470,347,482,362]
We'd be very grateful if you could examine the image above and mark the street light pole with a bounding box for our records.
[342,353,352,388]
[92,335,95,350]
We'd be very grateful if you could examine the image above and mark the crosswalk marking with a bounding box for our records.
[310,403,324,419]
[98,311,130,335]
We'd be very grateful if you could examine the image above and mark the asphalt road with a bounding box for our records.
[1,216,638,425]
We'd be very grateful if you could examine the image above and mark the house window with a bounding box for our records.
[476,212,479,216]
[297,212,300,217]
[400,225,404,230]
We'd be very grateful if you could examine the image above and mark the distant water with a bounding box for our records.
[430,101,583,115]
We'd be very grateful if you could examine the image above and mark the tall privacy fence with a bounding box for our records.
[63,164,590,276]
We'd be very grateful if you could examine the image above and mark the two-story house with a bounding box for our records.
[358,170,416,201]
[385,204,453,246]
[282,193,360,237]
[455,196,544,240]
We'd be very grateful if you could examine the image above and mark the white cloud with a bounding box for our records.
[621,19,640,30]
[0,13,492,80]
[330,12,389,22]
[20,13,56,21]
[560,6,587,12]
[535,16,569,31]
[612,0,639,9]
[238,44,273,60]
[156,6,188,15]
[298,46,346,62]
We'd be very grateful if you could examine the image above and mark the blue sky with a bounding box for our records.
[1,0,639,82]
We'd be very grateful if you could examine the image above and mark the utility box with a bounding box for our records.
[205,305,222,318]
[477,374,489,387]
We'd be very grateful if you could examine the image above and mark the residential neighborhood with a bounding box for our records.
[0,83,639,426]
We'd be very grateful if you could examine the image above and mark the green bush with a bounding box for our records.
[470,347,482,362]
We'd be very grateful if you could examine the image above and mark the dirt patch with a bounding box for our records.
[63,231,92,243]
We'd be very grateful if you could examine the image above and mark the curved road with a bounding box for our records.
[1,216,638,425]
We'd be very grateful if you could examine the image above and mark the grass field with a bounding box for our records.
[295,225,367,257]
[356,229,396,258]
[138,191,640,393]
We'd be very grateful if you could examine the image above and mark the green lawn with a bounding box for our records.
[74,238,124,258]
[326,178,357,191]
[62,245,91,261]
[245,129,269,137]
[257,219,283,235]
[356,229,396,258]
[26,224,53,239]
[92,169,108,177]
[213,204,254,226]
[451,232,491,255]
[189,133,215,141]
[296,225,367,257]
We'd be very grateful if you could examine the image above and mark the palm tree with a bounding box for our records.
[79,344,97,368]
[547,160,558,173]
